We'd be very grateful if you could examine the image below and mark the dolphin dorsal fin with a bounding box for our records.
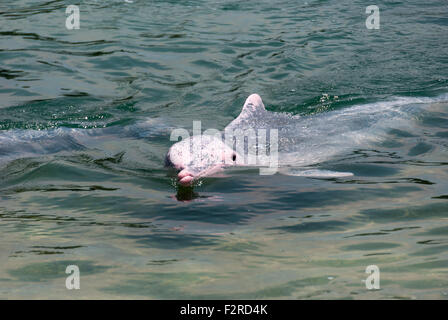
[241,93,266,114]
[226,94,267,130]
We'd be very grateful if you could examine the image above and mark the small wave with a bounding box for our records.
[0,117,174,164]
[0,93,446,166]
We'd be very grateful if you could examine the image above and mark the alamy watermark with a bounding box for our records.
[65,5,80,30]
[169,121,279,175]
[65,1,136,30]
[363,265,380,290]
[365,5,380,30]
[65,265,80,290]
[66,4,381,31]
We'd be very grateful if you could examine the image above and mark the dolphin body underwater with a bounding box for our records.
[165,93,420,186]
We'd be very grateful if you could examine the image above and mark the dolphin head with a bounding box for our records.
[165,134,239,186]
[165,93,266,186]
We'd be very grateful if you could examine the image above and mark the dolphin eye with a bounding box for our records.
[232,154,236,161]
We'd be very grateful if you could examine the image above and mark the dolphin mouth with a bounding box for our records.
[177,168,195,186]
[165,153,196,186]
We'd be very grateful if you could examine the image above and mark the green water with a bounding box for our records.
[1,0,448,299]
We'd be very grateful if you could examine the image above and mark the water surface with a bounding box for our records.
[0,0,448,299]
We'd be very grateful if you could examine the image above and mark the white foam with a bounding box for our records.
[283,169,354,178]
